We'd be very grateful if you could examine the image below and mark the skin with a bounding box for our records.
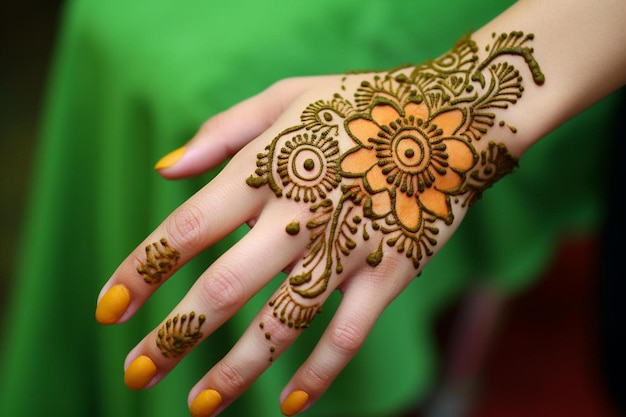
[96,0,626,415]
[247,32,537,330]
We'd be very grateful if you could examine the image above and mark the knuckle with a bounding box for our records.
[373,256,412,295]
[165,203,207,252]
[261,317,298,347]
[267,77,293,93]
[215,360,248,393]
[263,77,306,118]
[201,110,228,135]
[303,362,333,387]
[327,318,365,356]
[200,265,243,313]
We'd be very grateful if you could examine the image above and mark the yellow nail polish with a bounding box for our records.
[154,146,186,170]
[95,284,131,324]
[189,389,223,417]
[124,355,157,390]
[280,390,309,416]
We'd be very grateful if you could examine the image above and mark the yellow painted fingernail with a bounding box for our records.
[124,355,157,390]
[189,389,223,417]
[154,146,186,170]
[280,390,309,416]
[95,284,131,324]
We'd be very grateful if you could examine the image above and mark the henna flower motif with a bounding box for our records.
[341,99,476,231]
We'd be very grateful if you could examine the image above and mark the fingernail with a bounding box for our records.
[280,390,309,416]
[189,389,223,417]
[95,284,131,324]
[124,355,157,390]
[155,146,186,170]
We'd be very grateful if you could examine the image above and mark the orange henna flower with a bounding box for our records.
[341,99,476,230]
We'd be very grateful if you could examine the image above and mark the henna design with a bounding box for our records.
[459,141,519,207]
[286,221,301,235]
[137,238,181,285]
[247,32,544,329]
[259,321,277,362]
[156,311,206,358]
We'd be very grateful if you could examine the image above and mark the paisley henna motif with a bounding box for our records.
[247,32,544,329]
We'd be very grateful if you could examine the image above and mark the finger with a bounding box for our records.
[95,149,266,325]
[278,258,413,416]
[155,77,319,179]
[183,240,384,417]
[122,215,311,391]
[184,293,318,417]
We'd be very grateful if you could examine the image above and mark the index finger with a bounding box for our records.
[95,147,266,325]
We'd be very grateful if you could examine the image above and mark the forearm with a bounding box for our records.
[473,0,626,157]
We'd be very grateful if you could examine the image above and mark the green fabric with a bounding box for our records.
[0,0,618,416]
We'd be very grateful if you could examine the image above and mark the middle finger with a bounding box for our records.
[122,210,310,390]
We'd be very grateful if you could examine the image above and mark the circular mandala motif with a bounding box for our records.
[393,129,431,173]
[290,145,326,182]
[375,118,449,195]
[277,133,340,202]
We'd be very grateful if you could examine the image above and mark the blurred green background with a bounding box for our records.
[0,1,62,315]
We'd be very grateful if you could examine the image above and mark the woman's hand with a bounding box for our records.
[96,31,544,416]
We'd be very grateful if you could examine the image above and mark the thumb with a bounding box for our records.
[154,77,317,179]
